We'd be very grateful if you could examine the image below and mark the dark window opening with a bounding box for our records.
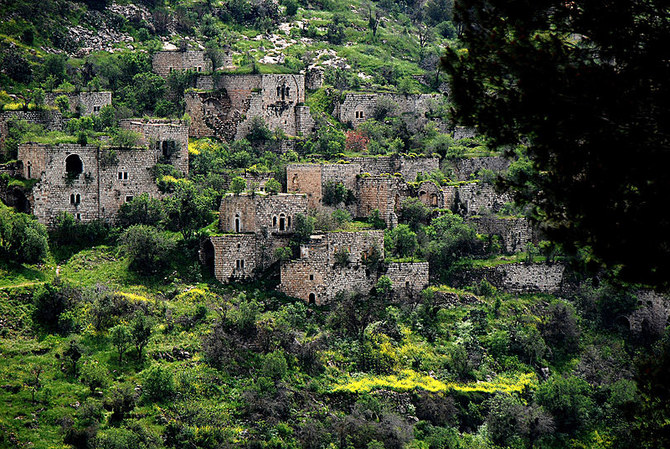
[125,195,133,203]
[235,214,241,233]
[277,86,281,97]
[70,194,75,205]
[27,163,31,179]
[309,274,314,281]
[65,154,83,177]
[405,281,410,288]
[76,213,81,220]
[93,106,100,113]
[286,86,290,97]
[124,172,128,180]
[308,293,316,305]
[273,216,277,227]
[288,216,291,228]
[279,215,286,231]
[118,172,123,180]
[76,194,81,204]
[237,243,241,249]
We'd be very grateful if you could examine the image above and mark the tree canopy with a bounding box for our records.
[442,0,670,287]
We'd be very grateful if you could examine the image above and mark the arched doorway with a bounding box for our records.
[65,154,83,177]
[308,293,316,305]
[201,240,215,277]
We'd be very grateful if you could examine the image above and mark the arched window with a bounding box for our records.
[235,214,241,233]
[75,194,81,205]
[286,86,290,97]
[27,162,31,179]
[288,216,291,229]
[277,86,281,97]
[279,213,286,231]
[273,216,277,227]
[70,194,75,205]
[308,293,316,305]
[65,154,83,177]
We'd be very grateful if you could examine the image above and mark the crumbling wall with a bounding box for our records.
[385,262,430,298]
[454,182,512,215]
[119,119,189,174]
[468,215,539,253]
[279,230,384,304]
[451,262,567,294]
[0,110,64,150]
[219,193,308,234]
[347,155,439,181]
[356,176,402,226]
[287,164,323,209]
[452,157,510,181]
[415,181,445,208]
[152,50,212,78]
[44,92,112,116]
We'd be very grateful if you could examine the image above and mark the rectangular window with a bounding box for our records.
[125,195,133,203]
[118,172,123,180]
[93,106,100,113]
[123,172,128,180]
[309,274,314,281]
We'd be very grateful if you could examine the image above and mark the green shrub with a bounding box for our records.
[120,225,175,275]
[143,365,176,402]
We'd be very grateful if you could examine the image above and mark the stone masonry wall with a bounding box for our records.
[210,234,258,281]
[286,164,323,209]
[454,182,512,216]
[18,142,168,226]
[452,157,510,181]
[185,74,311,141]
[415,181,445,208]
[152,50,213,78]
[356,176,402,226]
[385,262,430,298]
[219,193,308,234]
[119,119,189,174]
[44,92,112,116]
[468,216,539,254]
[451,262,567,294]
[347,155,439,181]
[334,93,443,131]
[0,110,64,150]
[279,230,384,304]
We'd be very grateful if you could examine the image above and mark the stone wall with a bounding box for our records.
[356,176,403,226]
[305,68,324,90]
[415,181,445,208]
[287,164,323,209]
[468,215,539,253]
[17,141,176,226]
[451,262,567,294]
[347,155,439,181]
[279,230,384,304]
[219,192,308,234]
[0,110,65,150]
[152,50,213,78]
[454,182,512,216]
[210,234,259,281]
[334,92,443,131]
[44,92,112,116]
[384,262,430,298]
[185,74,312,141]
[119,119,189,174]
[452,157,510,181]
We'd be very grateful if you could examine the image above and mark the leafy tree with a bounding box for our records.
[386,224,417,258]
[369,209,387,230]
[293,213,315,243]
[130,314,153,360]
[230,176,247,195]
[110,324,132,363]
[326,14,346,44]
[80,360,110,393]
[265,178,281,195]
[31,279,81,334]
[54,95,70,114]
[399,198,429,231]
[163,182,214,240]
[443,0,670,286]
[247,116,273,142]
[535,375,595,434]
[117,194,166,228]
[424,212,476,277]
[142,365,176,402]
[120,225,175,275]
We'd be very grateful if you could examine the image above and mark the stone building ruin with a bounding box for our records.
[43,91,113,116]
[185,73,315,141]
[16,119,189,226]
[152,50,213,78]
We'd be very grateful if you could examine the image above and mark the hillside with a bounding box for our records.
[0,1,669,449]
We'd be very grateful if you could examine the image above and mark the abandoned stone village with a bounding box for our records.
[0,47,570,306]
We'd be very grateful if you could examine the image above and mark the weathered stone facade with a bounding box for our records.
[152,50,213,78]
[452,182,513,216]
[468,215,539,254]
[286,156,440,225]
[451,262,567,294]
[119,119,189,174]
[209,233,291,281]
[415,181,446,208]
[44,91,112,116]
[384,262,430,299]
[17,142,167,225]
[185,74,314,141]
[334,92,444,131]
[279,230,385,304]
[0,110,65,150]
[219,192,308,234]
[452,157,510,181]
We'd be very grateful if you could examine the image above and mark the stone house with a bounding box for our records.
[152,50,213,78]
[209,192,308,282]
[16,119,189,226]
[278,230,430,304]
[119,119,189,174]
[44,91,113,116]
[185,73,315,141]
